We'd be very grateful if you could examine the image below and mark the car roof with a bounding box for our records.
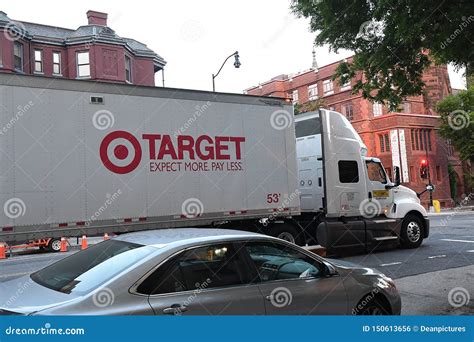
[114,228,266,248]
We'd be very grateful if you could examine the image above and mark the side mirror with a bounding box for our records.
[323,262,338,277]
[393,166,401,186]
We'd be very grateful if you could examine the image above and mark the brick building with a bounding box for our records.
[246,57,465,208]
[0,10,165,86]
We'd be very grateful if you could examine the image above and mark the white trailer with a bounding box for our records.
[0,74,429,254]
[0,74,299,250]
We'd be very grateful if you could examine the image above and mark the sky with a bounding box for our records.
[4,0,466,93]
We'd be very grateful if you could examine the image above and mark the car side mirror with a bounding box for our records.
[323,262,337,277]
[393,166,401,186]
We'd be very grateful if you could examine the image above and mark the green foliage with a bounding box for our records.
[436,87,474,161]
[294,98,326,115]
[291,0,474,110]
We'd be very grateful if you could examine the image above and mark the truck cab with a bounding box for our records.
[295,109,429,253]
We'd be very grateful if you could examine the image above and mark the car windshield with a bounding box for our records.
[31,240,156,295]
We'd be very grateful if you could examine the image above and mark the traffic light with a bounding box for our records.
[420,159,429,179]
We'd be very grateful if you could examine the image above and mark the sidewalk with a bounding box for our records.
[427,205,474,216]
[395,265,474,315]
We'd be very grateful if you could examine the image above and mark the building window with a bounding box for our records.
[77,51,90,78]
[34,50,43,73]
[436,165,441,182]
[373,102,383,117]
[342,102,353,121]
[379,133,390,153]
[323,79,334,95]
[402,101,411,113]
[308,84,318,101]
[411,129,432,151]
[53,52,61,75]
[292,89,299,104]
[125,55,132,83]
[446,139,454,156]
[0,42,3,66]
[340,78,351,91]
[13,42,23,71]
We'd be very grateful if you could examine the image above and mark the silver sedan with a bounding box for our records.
[0,228,401,315]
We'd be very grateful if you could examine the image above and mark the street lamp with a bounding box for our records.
[212,51,240,92]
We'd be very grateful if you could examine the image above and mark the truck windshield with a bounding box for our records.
[366,161,388,184]
[30,240,156,295]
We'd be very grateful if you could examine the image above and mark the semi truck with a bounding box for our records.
[0,74,429,254]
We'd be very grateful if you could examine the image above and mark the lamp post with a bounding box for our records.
[212,51,240,92]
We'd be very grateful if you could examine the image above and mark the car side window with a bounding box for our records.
[136,243,245,295]
[245,242,322,282]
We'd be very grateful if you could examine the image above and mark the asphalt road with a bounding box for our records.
[1,212,473,282]
[339,211,474,279]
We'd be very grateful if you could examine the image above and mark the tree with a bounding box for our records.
[437,87,474,190]
[291,0,474,110]
[294,98,326,114]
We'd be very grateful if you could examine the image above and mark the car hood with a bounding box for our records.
[326,258,385,277]
[0,275,79,315]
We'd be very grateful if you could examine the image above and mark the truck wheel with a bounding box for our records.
[269,224,303,246]
[47,238,62,253]
[400,215,423,249]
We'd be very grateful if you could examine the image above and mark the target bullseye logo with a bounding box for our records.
[100,131,142,174]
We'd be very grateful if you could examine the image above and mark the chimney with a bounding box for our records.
[87,10,108,26]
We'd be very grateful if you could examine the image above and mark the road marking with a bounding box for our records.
[428,255,446,259]
[467,250,474,253]
[0,271,31,279]
[441,239,474,243]
[380,262,402,266]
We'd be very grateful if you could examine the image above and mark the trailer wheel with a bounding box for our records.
[269,224,304,246]
[400,214,424,249]
[47,238,62,253]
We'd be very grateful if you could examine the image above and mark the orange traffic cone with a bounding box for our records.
[103,233,109,241]
[60,237,68,252]
[81,235,88,250]
[0,243,6,259]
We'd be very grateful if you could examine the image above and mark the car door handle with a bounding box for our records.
[162,304,188,315]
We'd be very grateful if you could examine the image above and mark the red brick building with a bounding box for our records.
[0,10,165,86]
[246,58,465,208]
